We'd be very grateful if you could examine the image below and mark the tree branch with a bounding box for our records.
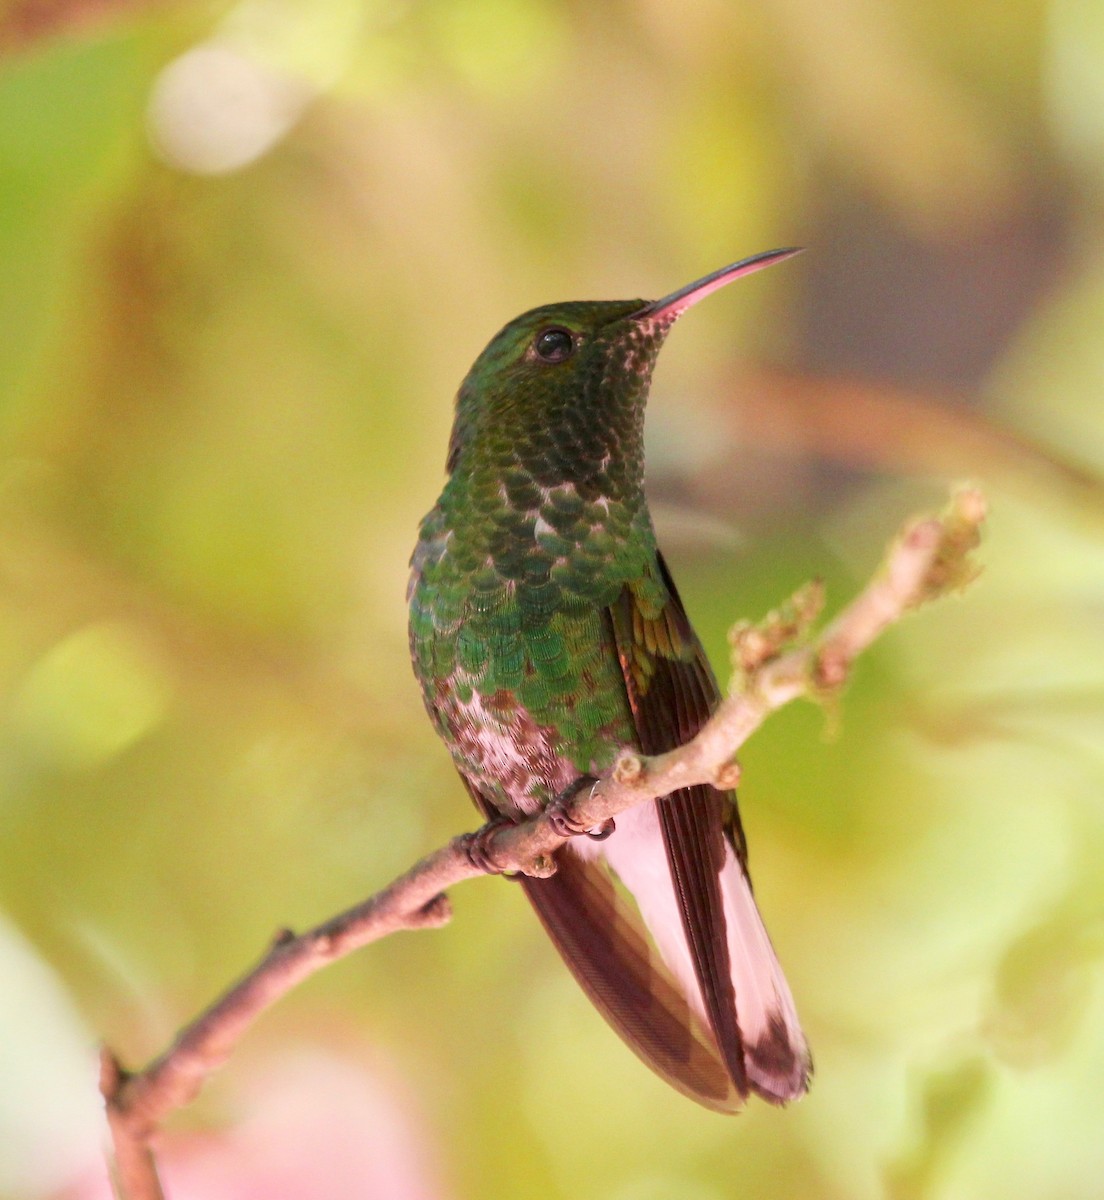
[100,487,986,1200]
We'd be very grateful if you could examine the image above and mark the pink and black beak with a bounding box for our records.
[636,247,803,327]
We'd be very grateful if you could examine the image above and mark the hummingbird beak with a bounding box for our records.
[636,247,803,325]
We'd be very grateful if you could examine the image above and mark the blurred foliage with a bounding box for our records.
[1,1,1102,1198]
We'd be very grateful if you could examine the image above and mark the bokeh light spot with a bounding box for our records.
[147,41,312,175]
[13,622,172,771]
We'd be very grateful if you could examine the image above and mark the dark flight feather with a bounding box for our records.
[608,551,809,1104]
[460,775,742,1110]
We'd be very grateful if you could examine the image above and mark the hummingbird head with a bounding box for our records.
[445,248,801,492]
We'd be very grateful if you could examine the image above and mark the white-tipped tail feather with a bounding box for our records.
[579,800,810,1102]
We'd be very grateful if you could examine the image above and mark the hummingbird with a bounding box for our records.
[408,250,811,1111]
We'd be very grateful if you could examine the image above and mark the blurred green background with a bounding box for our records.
[1,1,1102,1197]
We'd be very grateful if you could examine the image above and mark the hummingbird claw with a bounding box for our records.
[462,817,517,875]
[586,818,616,841]
[546,775,603,839]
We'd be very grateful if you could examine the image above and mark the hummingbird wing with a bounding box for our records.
[605,551,811,1105]
[460,775,743,1111]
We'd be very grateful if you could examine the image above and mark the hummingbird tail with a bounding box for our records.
[715,833,811,1101]
[519,849,746,1112]
[600,800,811,1105]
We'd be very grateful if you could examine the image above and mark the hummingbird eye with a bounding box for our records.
[533,327,575,364]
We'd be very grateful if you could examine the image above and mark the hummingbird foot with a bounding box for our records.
[461,817,518,875]
[547,776,614,841]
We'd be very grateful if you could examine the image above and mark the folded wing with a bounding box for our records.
[604,552,811,1104]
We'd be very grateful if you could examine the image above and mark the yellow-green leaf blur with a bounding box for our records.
[1,2,1101,1198]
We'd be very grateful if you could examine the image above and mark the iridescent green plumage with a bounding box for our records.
[409,299,666,811]
[408,253,812,1109]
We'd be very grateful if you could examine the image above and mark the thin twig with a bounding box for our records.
[100,488,986,1199]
